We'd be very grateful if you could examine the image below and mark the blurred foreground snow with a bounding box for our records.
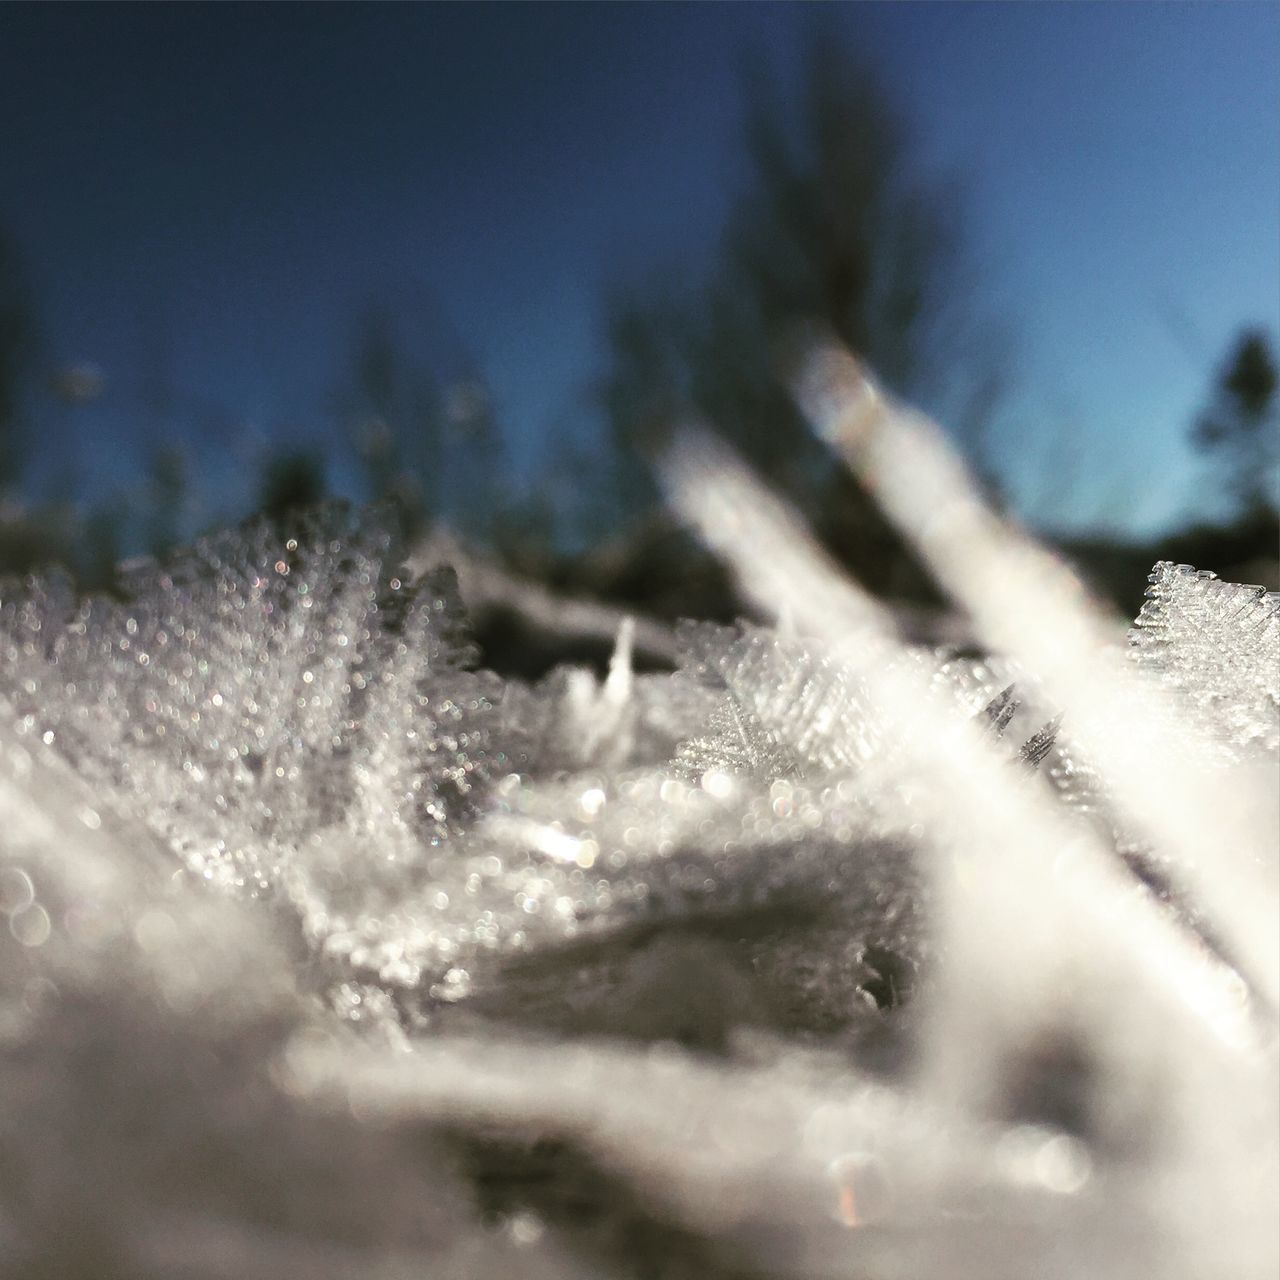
[0,357,1276,1278]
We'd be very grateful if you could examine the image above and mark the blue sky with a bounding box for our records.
[1,2,1276,541]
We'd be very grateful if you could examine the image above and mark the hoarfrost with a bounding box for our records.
[0,460,1276,1272]
[1130,561,1280,753]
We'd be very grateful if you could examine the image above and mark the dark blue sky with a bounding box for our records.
[2,2,1277,540]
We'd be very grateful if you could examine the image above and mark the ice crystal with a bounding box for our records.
[0,469,1276,1273]
[672,691,800,782]
[1130,560,1280,753]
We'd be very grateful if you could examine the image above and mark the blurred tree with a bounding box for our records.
[597,30,1008,600]
[489,484,558,577]
[78,496,127,592]
[259,448,326,524]
[146,444,187,558]
[341,307,445,538]
[0,228,39,494]
[1192,328,1278,519]
[338,305,517,549]
[447,375,518,547]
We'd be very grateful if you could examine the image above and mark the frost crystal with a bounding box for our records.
[0,497,1276,1280]
[1130,560,1280,752]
